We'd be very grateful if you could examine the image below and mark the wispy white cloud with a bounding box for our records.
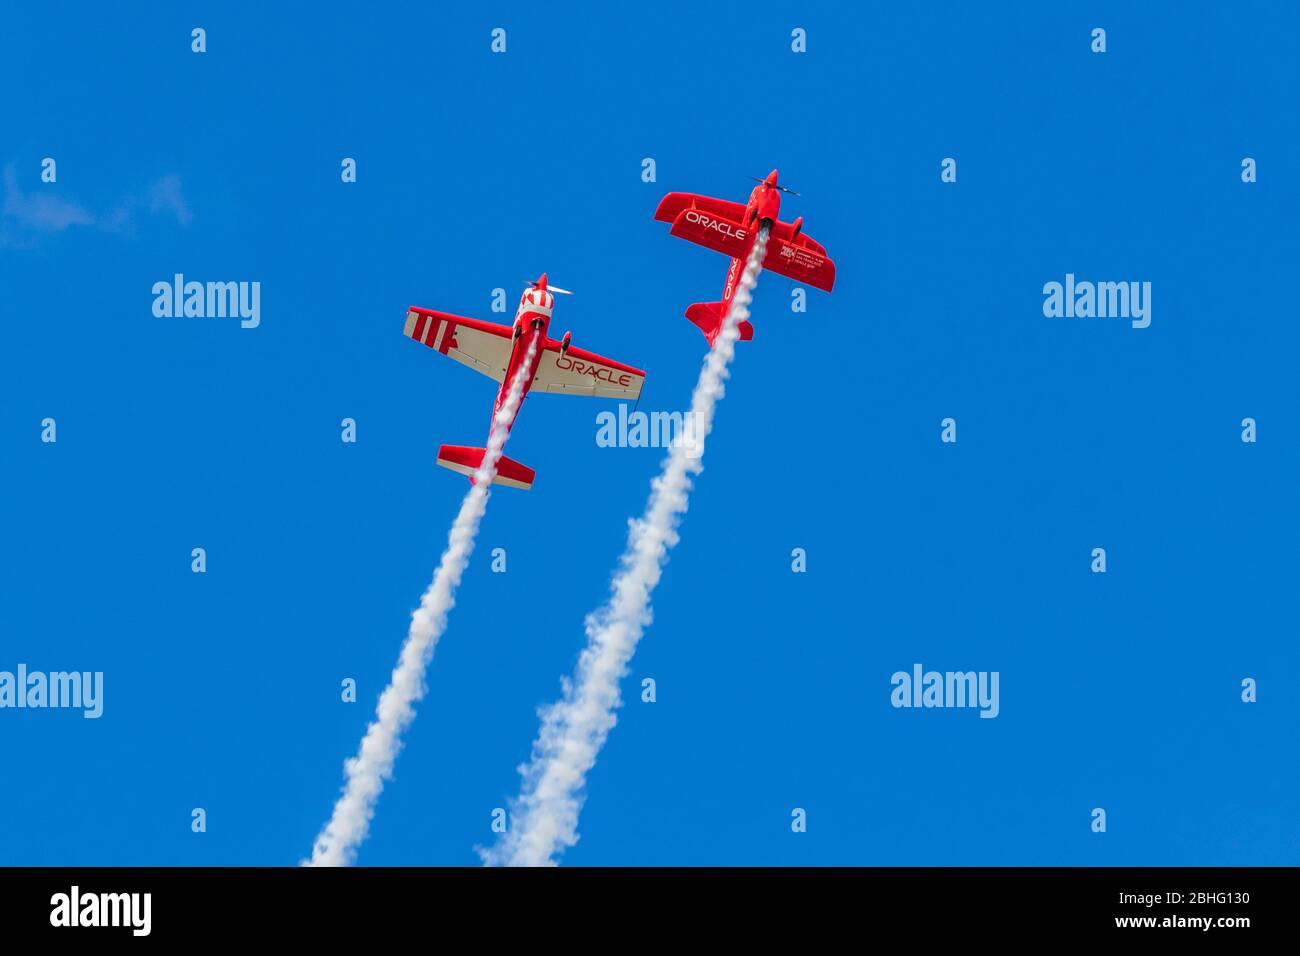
[3,165,93,232]
[147,174,193,226]
[1,162,193,244]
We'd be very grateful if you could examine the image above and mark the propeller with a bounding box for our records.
[524,279,574,295]
[749,175,800,196]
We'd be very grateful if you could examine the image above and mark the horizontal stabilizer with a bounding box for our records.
[436,444,535,491]
[685,301,753,348]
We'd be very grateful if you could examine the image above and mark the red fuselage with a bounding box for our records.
[719,172,783,314]
[490,282,555,440]
[654,168,833,347]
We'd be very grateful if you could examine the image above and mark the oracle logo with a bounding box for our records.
[555,355,634,387]
[684,210,747,242]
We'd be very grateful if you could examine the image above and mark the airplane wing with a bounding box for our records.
[665,207,754,259]
[404,307,512,383]
[533,340,645,400]
[762,235,836,292]
[768,218,829,256]
[663,207,837,291]
[654,192,748,225]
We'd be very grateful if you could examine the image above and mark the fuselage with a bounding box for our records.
[720,174,783,313]
[489,283,554,438]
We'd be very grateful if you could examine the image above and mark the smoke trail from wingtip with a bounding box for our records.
[306,337,539,867]
[483,228,770,867]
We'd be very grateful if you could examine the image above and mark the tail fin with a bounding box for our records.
[436,444,535,491]
[685,301,754,348]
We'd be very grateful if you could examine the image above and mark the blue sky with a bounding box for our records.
[1,2,1296,865]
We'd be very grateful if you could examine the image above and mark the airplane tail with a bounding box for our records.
[436,444,535,491]
[685,301,754,348]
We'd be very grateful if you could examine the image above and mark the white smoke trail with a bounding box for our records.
[306,336,540,867]
[483,228,771,867]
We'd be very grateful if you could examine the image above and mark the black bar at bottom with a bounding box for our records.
[0,866,1284,940]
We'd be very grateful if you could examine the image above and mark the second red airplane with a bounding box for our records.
[655,169,836,346]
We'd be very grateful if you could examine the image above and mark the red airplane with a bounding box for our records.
[403,274,645,490]
[654,169,835,345]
